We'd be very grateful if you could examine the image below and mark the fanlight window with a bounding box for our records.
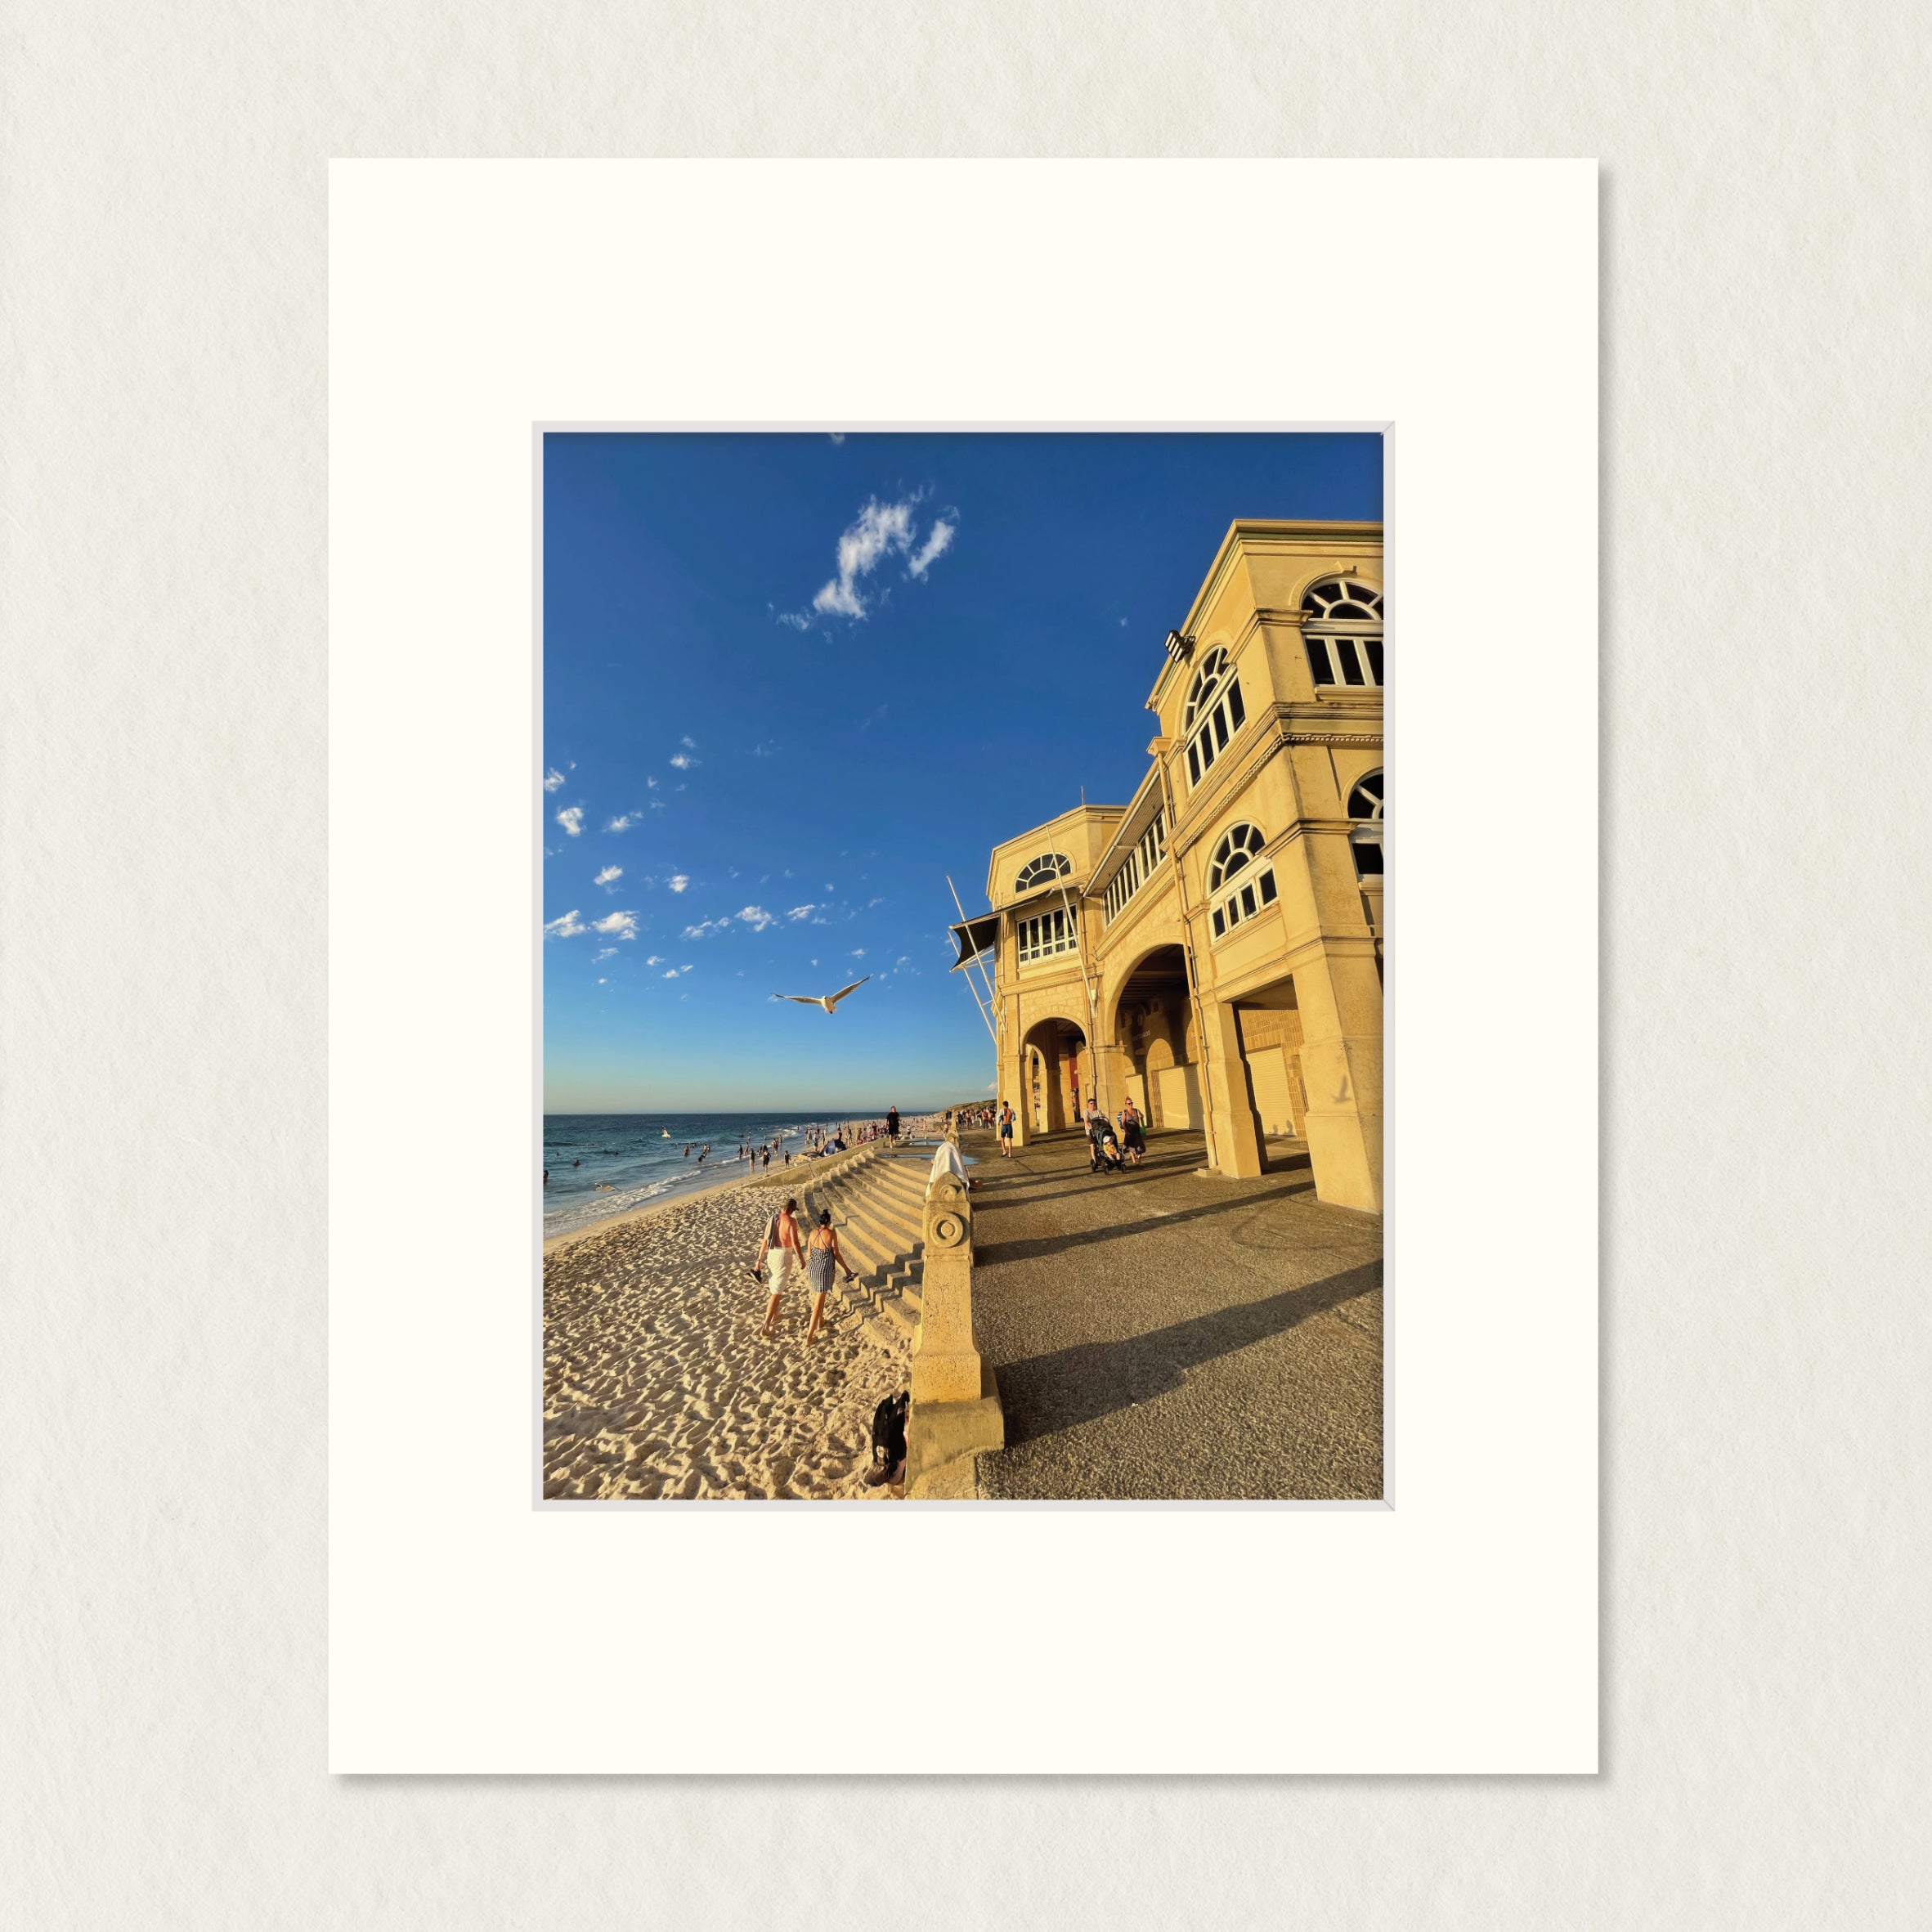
[1348,769,1384,879]
[1302,578,1385,689]
[1014,852,1073,893]
[1181,646,1248,790]
[1207,823,1277,941]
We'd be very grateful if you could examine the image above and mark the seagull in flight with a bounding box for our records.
[773,975,871,1015]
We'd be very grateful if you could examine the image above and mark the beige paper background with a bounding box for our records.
[4,3,1926,1925]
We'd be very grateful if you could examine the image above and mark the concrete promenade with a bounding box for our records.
[963,1126,1383,1500]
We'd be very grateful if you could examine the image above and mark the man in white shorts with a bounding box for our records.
[755,1195,805,1338]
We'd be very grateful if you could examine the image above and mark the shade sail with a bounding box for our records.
[948,911,1001,972]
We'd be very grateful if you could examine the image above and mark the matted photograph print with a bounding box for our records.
[541,430,1385,1503]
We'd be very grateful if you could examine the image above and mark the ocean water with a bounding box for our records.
[542,1110,921,1239]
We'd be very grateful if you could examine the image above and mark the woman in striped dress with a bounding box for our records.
[803,1208,856,1345]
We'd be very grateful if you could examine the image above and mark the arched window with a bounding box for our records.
[1348,769,1384,878]
[1208,823,1265,890]
[1181,646,1248,790]
[1206,823,1277,941]
[1014,852,1072,893]
[1302,578,1384,689]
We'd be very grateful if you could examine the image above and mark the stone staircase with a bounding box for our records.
[796,1145,930,1352]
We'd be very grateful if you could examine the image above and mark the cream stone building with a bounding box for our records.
[951,519,1384,1213]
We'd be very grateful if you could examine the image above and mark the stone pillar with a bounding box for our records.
[1201,997,1265,1177]
[1042,1039,1065,1132]
[1292,949,1383,1212]
[1092,1037,1125,1124]
[906,1172,1005,1495]
[1009,1046,1031,1148]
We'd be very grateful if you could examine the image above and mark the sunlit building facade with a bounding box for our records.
[952,519,1384,1212]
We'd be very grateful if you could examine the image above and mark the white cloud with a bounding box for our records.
[662,967,681,979]
[645,954,664,966]
[751,740,776,757]
[683,918,730,939]
[897,956,911,966]
[680,736,697,749]
[605,813,638,832]
[737,905,775,931]
[555,806,584,836]
[828,431,845,444]
[646,777,658,790]
[598,978,607,984]
[782,494,959,625]
[542,768,566,792]
[867,896,882,908]
[594,948,616,962]
[682,964,693,972]
[594,865,622,887]
[908,518,955,578]
[668,874,688,893]
[787,904,817,921]
[851,948,866,957]
[670,753,696,770]
[543,910,585,939]
[592,911,639,940]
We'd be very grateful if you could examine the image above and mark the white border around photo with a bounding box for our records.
[329,159,1597,1773]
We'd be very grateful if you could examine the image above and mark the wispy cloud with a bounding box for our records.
[751,740,777,758]
[679,736,697,750]
[782,494,958,625]
[542,768,566,792]
[605,813,638,832]
[662,967,682,979]
[555,806,584,836]
[543,910,585,938]
[787,904,817,921]
[683,917,731,939]
[592,911,638,940]
[737,905,775,931]
[645,954,664,966]
[667,873,688,893]
[670,753,696,770]
[828,432,845,445]
[593,948,616,962]
[594,865,622,888]
[908,518,955,577]
[851,948,866,957]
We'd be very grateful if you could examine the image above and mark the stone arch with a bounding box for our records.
[1019,1010,1091,1135]
[1105,941,1198,1131]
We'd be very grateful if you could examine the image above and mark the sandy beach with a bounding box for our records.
[543,1172,911,1500]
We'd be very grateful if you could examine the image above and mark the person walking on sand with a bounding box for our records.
[802,1208,856,1345]
[756,1195,805,1338]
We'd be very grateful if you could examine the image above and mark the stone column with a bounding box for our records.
[1292,949,1383,1212]
[906,1172,1004,1494]
[1200,997,1265,1177]
[1008,1046,1031,1148]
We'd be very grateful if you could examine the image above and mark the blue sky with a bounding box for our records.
[542,431,1383,1113]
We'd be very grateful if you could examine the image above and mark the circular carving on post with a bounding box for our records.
[930,1212,966,1249]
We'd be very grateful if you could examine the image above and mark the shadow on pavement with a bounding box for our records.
[995,1258,1383,1448]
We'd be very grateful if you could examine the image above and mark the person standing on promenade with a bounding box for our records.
[997,1101,1015,1157]
[887,1105,900,1143]
[1118,1096,1146,1166]
[803,1208,856,1345]
[756,1195,805,1338]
